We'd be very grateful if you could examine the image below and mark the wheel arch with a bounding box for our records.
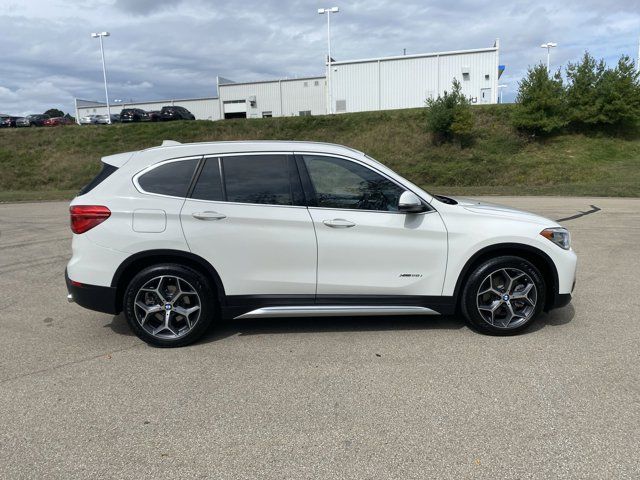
[453,243,559,311]
[111,249,226,313]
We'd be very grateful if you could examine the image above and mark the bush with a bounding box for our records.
[566,52,605,126]
[425,79,474,146]
[595,55,640,131]
[513,64,567,136]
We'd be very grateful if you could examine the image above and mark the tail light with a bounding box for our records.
[70,205,111,234]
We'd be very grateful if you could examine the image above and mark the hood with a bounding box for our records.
[442,196,560,227]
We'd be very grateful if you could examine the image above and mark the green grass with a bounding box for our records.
[1,104,639,201]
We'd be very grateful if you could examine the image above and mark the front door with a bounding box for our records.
[180,154,317,297]
[480,88,492,104]
[299,154,448,298]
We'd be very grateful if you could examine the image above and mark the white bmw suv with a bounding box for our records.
[66,140,577,347]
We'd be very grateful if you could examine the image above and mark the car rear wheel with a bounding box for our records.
[461,256,545,335]
[123,264,215,347]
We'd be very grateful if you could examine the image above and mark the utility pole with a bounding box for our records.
[318,7,339,114]
[91,32,112,124]
[540,42,557,72]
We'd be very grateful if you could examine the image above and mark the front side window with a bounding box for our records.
[303,155,404,212]
[222,155,296,206]
[137,158,198,197]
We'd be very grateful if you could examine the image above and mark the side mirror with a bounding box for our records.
[398,191,427,213]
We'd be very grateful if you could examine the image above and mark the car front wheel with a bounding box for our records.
[123,264,215,347]
[461,256,545,335]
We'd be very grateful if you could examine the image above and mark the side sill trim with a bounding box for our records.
[234,305,440,319]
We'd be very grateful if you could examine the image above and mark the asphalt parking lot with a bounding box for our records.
[0,196,638,479]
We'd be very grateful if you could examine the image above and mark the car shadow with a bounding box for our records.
[528,303,575,332]
[106,303,575,344]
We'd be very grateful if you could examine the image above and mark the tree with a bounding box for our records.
[425,78,475,145]
[594,55,640,131]
[512,64,567,135]
[566,52,605,126]
[44,108,64,118]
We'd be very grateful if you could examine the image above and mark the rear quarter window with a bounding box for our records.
[78,163,118,196]
[137,158,199,197]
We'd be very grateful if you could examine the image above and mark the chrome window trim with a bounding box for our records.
[132,155,203,200]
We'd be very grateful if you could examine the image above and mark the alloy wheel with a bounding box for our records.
[476,268,537,329]
[134,275,201,339]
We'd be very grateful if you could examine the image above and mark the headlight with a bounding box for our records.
[540,227,571,250]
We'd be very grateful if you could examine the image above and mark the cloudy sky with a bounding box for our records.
[1,0,639,116]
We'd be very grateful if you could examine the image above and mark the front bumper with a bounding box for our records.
[550,293,572,310]
[65,269,119,315]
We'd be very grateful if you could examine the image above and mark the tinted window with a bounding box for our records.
[223,155,293,206]
[78,162,117,196]
[138,158,198,197]
[191,157,224,201]
[303,155,404,211]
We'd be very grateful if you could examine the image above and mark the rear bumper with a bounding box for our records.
[65,269,119,315]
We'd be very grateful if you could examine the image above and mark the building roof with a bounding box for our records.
[216,75,325,88]
[76,96,219,109]
[330,46,498,66]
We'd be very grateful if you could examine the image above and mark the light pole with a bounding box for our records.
[91,32,112,124]
[540,42,557,72]
[498,84,507,104]
[318,7,339,114]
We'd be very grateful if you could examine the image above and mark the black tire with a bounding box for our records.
[461,255,545,335]
[123,264,215,347]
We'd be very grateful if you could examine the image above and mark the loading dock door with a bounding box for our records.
[223,100,247,119]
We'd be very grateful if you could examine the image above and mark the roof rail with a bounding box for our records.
[161,140,181,146]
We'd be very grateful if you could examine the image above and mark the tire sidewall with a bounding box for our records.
[124,264,215,347]
[461,256,546,335]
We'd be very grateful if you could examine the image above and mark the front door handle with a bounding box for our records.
[192,211,226,221]
[323,218,356,228]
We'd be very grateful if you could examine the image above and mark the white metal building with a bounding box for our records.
[330,44,500,113]
[216,76,326,119]
[75,97,221,121]
[75,40,500,122]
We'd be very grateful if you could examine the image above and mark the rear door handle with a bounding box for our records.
[323,218,356,228]
[192,211,226,221]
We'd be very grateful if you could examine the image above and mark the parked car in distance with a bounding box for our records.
[0,115,19,127]
[120,108,149,122]
[160,105,195,121]
[79,114,100,125]
[25,114,50,126]
[147,110,162,122]
[66,140,577,347]
[43,116,73,126]
[16,117,31,127]
[95,114,120,124]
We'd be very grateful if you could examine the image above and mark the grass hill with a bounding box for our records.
[1,105,639,201]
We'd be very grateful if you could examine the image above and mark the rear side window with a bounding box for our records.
[138,158,198,197]
[78,162,118,196]
[222,155,296,206]
[191,158,224,201]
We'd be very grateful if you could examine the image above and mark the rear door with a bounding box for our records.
[180,153,317,297]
